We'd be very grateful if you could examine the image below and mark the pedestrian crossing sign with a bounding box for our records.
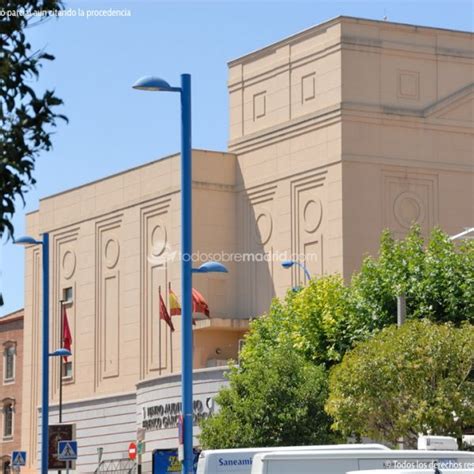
[58,441,77,461]
[11,451,27,467]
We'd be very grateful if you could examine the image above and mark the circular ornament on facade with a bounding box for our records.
[151,224,167,257]
[393,192,425,229]
[62,250,76,280]
[303,199,323,233]
[254,212,273,245]
[104,238,120,269]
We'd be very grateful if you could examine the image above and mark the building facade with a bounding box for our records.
[0,309,24,474]
[20,16,473,473]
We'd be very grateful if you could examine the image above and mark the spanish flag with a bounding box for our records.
[169,285,182,316]
[169,283,200,325]
[192,288,210,318]
[159,287,175,332]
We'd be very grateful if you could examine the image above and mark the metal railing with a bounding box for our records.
[94,459,136,474]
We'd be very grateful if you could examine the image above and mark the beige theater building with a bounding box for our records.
[20,16,473,473]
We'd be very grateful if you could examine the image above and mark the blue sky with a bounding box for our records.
[1,0,473,316]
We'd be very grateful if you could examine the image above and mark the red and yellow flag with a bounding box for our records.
[168,283,199,325]
[159,288,174,332]
[192,288,210,318]
[62,305,72,362]
[169,287,182,316]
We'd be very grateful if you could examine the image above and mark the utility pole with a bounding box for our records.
[397,294,406,327]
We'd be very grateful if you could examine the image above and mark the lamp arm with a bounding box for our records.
[296,261,311,281]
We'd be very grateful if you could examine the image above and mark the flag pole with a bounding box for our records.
[159,285,161,374]
[59,299,66,474]
[59,299,65,424]
[169,282,173,373]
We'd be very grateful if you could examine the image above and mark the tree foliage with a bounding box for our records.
[242,275,354,366]
[1,0,67,238]
[199,227,474,448]
[241,227,473,369]
[199,344,338,449]
[326,320,474,447]
[351,227,474,329]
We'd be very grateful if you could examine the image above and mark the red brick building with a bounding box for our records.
[0,310,24,474]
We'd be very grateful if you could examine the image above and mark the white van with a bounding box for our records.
[196,444,390,474]
[250,449,474,474]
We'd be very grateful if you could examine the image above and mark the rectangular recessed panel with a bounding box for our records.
[398,70,419,100]
[302,73,316,103]
[253,91,266,120]
[103,275,119,378]
[304,240,320,282]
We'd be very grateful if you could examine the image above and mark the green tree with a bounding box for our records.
[1,0,67,238]
[351,227,474,330]
[199,344,338,449]
[199,228,473,447]
[242,275,354,366]
[326,320,474,448]
[243,228,473,369]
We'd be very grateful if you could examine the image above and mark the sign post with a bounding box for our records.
[57,440,78,474]
[137,441,145,474]
[177,415,184,462]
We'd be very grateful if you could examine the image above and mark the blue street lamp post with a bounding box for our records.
[133,74,227,474]
[180,73,194,474]
[14,234,50,474]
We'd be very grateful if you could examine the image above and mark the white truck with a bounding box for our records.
[196,444,390,474]
[249,449,474,474]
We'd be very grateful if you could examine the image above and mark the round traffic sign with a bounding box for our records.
[128,442,137,461]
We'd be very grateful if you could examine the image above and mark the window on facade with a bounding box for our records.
[3,346,15,382]
[63,287,73,303]
[62,361,73,379]
[3,403,13,438]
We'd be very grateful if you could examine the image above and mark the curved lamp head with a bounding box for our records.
[193,261,228,274]
[132,76,178,92]
[49,348,71,358]
[281,259,296,269]
[13,235,42,246]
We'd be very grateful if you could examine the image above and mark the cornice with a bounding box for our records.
[229,104,342,155]
[136,366,228,390]
[228,16,472,68]
[0,316,24,326]
[341,36,474,61]
[228,42,341,91]
[230,84,473,155]
[343,153,473,174]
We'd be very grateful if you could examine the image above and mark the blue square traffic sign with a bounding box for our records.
[58,441,77,461]
[11,451,27,467]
